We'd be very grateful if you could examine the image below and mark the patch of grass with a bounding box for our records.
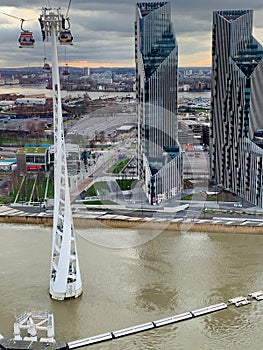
[85,185,97,197]
[93,181,109,191]
[47,179,54,198]
[37,177,48,200]
[3,175,52,204]
[0,138,50,146]
[116,179,137,191]
[195,109,209,114]
[0,197,13,204]
[85,181,110,197]
[17,177,35,202]
[107,158,131,174]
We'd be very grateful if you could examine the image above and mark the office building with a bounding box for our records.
[210,9,263,206]
[135,2,182,204]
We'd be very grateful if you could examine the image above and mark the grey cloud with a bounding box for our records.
[1,0,263,67]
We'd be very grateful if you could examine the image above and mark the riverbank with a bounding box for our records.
[0,209,262,234]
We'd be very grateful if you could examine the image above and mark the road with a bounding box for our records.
[67,112,137,139]
[183,151,210,178]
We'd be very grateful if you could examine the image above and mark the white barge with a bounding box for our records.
[228,296,251,307]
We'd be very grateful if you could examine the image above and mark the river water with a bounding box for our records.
[1,223,263,349]
[0,85,211,101]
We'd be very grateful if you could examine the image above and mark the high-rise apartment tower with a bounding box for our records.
[135,2,182,204]
[210,9,263,206]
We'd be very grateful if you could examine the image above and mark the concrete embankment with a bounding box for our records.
[0,214,263,234]
[0,215,53,227]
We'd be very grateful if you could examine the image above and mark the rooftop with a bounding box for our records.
[18,147,47,155]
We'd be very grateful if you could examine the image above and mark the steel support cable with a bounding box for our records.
[65,0,72,18]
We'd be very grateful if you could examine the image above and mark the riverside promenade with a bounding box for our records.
[0,203,263,234]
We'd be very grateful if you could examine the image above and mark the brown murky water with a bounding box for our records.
[1,223,263,350]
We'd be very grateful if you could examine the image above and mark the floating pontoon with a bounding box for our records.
[191,303,228,317]
[228,296,251,307]
[248,290,263,301]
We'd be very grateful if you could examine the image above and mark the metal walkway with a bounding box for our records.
[67,290,262,349]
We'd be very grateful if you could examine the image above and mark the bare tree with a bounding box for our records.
[36,120,46,136]
[26,120,36,135]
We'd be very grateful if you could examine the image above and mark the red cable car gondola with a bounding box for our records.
[18,20,35,48]
[19,31,35,48]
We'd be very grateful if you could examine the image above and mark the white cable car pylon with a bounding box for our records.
[39,7,82,300]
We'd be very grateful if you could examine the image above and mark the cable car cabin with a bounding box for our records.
[62,68,70,76]
[58,30,73,45]
[18,31,35,48]
[43,63,51,73]
[62,70,70,76]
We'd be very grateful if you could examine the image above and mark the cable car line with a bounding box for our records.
[0,11,36,22]
[61,46,70,76]
[42,30,51,72]
[65,0,72,19]
[0,12,24,21]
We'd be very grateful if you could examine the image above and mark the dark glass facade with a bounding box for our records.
[135,2,182,204]
[210,9,263,206]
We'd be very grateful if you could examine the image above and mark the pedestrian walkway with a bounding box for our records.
[70,177,94,199]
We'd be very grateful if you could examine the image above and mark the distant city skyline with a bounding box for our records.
[1,1,263,69]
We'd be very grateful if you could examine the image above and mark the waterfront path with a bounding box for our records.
[1,203,263,234]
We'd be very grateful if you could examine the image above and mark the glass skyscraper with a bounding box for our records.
[210,9,263,206]
[135,2,182,205]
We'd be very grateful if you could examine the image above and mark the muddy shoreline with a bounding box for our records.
[0,214,262,234]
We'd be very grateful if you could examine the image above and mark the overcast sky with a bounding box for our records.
[1,0,263,68]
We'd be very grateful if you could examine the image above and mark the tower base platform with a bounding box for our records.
[0,338,68,350]
[49,287,83,301]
